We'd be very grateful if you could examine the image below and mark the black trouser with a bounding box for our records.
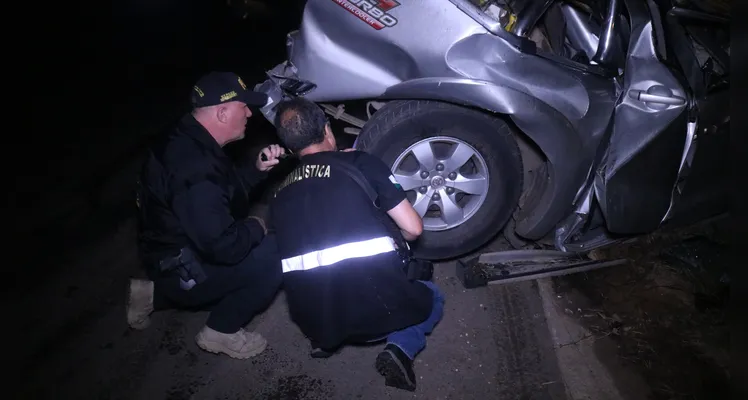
[153,234,282,333]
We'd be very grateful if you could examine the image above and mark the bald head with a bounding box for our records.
[278,107,303,134]
[274,97,334,154]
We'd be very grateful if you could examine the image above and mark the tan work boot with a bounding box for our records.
[195,326,267,359]
[127,279,154,329]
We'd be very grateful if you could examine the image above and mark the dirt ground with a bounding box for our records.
[553,218,731,399]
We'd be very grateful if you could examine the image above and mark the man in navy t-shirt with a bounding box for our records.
[269,97,445,392]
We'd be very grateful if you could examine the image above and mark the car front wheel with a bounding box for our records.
[354,100,524,260]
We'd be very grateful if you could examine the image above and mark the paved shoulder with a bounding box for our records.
[489,280,568,399]
[12,223,567,400]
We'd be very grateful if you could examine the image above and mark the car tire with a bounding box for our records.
[355,100,524,260]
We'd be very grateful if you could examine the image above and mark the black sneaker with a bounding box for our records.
[375,344,416,392]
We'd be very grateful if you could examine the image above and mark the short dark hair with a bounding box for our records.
[274,97,328,153]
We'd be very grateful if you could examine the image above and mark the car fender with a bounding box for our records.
[379,77,589,240]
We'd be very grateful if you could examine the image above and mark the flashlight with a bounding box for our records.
[261,152,293,162]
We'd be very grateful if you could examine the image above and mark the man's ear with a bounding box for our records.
[215,106,229,123]
[324,123,334,138]
[324,123,337,147]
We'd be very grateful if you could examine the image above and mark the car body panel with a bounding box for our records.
[253,0,729,249]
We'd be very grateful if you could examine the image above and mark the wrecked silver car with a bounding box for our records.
[254,0,730,264]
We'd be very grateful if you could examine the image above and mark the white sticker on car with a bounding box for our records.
[389,174,402,190]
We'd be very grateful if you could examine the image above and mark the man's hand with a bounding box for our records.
[256,144,286,171]
[247,216,267,235]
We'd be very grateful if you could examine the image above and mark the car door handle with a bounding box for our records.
[629,89,686,105]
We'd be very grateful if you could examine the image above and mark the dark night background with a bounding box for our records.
[10,0,306,289]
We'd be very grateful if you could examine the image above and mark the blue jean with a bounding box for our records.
[370,280,445,359]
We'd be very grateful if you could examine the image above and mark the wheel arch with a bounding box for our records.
[373,78,589,240]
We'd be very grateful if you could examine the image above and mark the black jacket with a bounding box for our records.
[270,151,433,350]
[136,114,267,274]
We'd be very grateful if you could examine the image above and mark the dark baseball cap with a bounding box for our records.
[190,71,269,108]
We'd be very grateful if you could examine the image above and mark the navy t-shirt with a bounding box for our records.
[269,150,433,349]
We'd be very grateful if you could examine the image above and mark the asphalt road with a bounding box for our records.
[10,218,631,400]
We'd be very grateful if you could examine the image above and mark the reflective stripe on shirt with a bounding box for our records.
[281,236,396,273]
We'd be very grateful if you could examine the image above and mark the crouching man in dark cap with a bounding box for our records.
[127,71,286,359]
